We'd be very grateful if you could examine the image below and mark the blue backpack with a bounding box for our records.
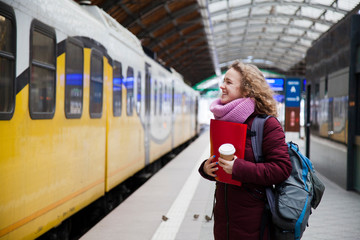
[251,115,325,240]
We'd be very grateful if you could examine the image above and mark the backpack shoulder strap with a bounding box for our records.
[251,114,271,163]
[252,114,272,240]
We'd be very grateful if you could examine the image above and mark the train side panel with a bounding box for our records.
[327,68,348,143]
[148,62,173,163]
[0,48,106,240]
[312,67,349,143]
[0,1,108,239]
[172,79,184,148]
[105,44,146,191]
[172,81,197,148]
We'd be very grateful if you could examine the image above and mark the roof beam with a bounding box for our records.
[209,1,348,17]
[218,49,303,63]
[218,53,302,70]
[215,39,307,54]
[100,0,122,11]
[213,31,315,43]
[137,3,199,38]
[213,22,324,36]
[123,1,166,28]
[218,51,305,63]
[160,36,209,59]
[157,28,205,52]
[147,20,203,49]
[156,28,206,60]
[212,13,336,27]
[218,53,303,65]
[167,47,211,67]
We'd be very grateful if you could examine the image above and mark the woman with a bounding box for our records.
[199,61,292,240]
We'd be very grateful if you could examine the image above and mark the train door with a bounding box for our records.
[348,14,360,191]
[355,53,360,192]
[144,63,151,165]
[352,44,360,192]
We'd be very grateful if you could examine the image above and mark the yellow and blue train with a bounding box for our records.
[0,0,199,239]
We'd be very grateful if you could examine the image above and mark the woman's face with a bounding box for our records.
[220,68,243,104]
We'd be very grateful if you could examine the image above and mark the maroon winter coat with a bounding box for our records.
[199,114,292,240]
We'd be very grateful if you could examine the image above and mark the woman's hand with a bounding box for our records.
[218,156,237,174]
[203,155,218,177]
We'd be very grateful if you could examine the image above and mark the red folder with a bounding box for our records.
[210,119,247,186]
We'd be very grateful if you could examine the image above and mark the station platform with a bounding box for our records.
[80,129,360,240]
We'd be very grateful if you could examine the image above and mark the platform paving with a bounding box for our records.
[81,130,360,240]
[176,131,360,240]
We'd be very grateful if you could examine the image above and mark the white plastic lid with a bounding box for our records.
[218,143,235,155]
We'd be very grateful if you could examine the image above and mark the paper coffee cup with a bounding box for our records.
[219,143,235,161]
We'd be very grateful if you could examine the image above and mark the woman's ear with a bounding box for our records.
[241,89,250,98]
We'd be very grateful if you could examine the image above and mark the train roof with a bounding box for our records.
[81,5,144,56]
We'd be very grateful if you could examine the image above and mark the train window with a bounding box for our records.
[154,80,157,115]
[145,65,151,116]
[175,90,179,113]
[182,92,185,113]
[89,49,103,118]
[356,45,360,73]
[176,90,180,114]
[0,3,16,120]
[357,86,360,135]
[357,74,360,135]
[113,61,122,117]
[169,86,172,114]
[29,20,56,119]
[126,67,134,116]
[315,83,319,97]
[136,71,141,115]
[183,92,187,113]
[159,82,163,115]
[171,84,175,113]
[65,38,83,118]
[164,85,168,114]
[325,76,328,97]
[357,46,360,134]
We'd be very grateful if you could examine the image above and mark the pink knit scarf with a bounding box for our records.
[210,98,255,123]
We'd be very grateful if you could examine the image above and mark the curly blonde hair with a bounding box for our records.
[230,60,278,117]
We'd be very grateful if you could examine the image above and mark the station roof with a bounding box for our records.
[83,0,360,86]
